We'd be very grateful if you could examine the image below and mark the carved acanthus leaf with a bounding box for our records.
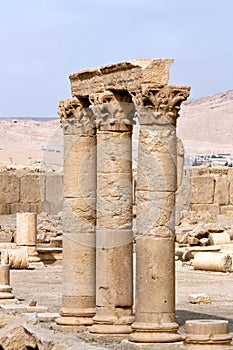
[141,86,190,124]
[58,97,95,134]
[89,90,134,129]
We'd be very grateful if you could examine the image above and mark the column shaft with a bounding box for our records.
[56,99,96,327]
[130,119,180,342]
[89,95,134,335]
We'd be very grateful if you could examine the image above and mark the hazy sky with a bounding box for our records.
[0,0,232,117]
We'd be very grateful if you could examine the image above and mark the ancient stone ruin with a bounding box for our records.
[56,59,192,345]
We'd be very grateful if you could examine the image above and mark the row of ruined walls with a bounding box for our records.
[0,166,232,218]
[0,170,63,215]
[177,166,233,222]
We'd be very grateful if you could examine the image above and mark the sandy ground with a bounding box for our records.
[9,260,233,336]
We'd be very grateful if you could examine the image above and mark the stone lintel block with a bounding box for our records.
[0,175,19,204]
[191,176,215,204]
[20,175,42,203]
[70,58,174,97]
[214,176,229,205]
[191,204,220,215]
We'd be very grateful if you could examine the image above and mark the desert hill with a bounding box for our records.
[178,89,233,155]
[0,89,232,166]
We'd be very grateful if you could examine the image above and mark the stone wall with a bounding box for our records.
[0,171,63,215]
[179,166,233,216]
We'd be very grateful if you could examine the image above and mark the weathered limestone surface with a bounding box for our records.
[70,59,174,96]
[90,99,134,335]
[0,172,63,215]
[184,319,232,348]
[57,103,96,327]
[16,213,37,246]
[58,59,190,344]
[129,85,190,343]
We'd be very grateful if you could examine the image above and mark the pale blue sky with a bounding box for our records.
[0,0,232,117]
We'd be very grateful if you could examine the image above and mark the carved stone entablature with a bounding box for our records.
[89,90,134,131]
[58,98,95,135]
[139,85,190,125]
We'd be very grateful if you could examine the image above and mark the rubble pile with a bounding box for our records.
[0,214,63,248]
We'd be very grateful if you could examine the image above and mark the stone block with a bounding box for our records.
[192,204,220,215]
[214,176,229,205]
[191,176,215,204]
[0,175,19,204]
[29,202,45,214]
[220,205,233,215]
[44,174,63,214]
[10,203,30,214]
[20,175,42,203]
[189,293,211,304]
[0,204,10,215]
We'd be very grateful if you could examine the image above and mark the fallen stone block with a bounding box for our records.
[0,304,48,314]
[188,293,211,304]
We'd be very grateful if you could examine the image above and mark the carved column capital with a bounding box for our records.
[89,90,134,131]
[58,97,95,135]
[131,85,190,126]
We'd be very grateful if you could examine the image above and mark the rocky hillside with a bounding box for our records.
[178,89,233,155]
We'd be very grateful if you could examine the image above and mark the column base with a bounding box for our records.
[88,323,132,335]
[27,246,41,263]
[129,322,182,343]
[56,315,94,327]
[56,306,96,327]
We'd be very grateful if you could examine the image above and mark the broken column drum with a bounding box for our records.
[58,59,190,341]
[129,85,190,343]
[16,212,40,263]
[56,99,97,327]
[16,213,37,246]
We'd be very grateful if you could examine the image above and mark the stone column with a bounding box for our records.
[0,251,17,302]
[16,212,40,263]
[56,98,96,328]
[129,86,190,343]
[88,91,134,336]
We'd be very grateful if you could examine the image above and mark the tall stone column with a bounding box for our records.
[56,98,96,328]
[89,91,134,336]
[129,86,190,343]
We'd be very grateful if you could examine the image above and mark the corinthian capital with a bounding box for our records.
[58,97,95,135]
[140,85,190,125]
[89,90,134,131]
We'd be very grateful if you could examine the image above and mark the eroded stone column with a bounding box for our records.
[89,91,134,336]
[129,86,190,343]
[56,98,96,328]
[16,213,40,263]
